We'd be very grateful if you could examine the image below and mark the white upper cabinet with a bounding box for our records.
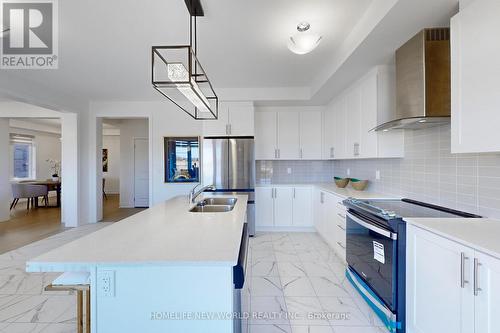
[299,111,323,160]
[322,108,336,159]
[344,87,362,159]
[255,111,277,160]
[277,112,300,160]
[203,102,254,137]
[451,0,500,153]
[324,66,404,160]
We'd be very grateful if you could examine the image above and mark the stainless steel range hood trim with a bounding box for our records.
[371,116,450,132]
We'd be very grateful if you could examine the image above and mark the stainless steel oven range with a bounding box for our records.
[342,198,481,333]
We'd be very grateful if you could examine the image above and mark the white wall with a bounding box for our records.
[102,135,120,194]
[8,127,62,181]
[0,119,9,222]
[118,119,148,207]
[89,101,203,221]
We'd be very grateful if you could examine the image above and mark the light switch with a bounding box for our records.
[347,168,351,176]
[287,168,292,174]
[376,170,381,180]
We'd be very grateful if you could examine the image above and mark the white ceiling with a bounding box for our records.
[3,0,459,106]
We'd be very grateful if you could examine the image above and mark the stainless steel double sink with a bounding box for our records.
[189,197,238,213]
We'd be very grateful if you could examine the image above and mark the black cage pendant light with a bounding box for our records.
[151,0,218,120]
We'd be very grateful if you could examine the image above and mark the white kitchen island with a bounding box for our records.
[26,194,249,333]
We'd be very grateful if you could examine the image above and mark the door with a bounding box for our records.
[255,187,274,227]
[360,71,379,158]
[451,0,500,153]
[299,111,322,159]
[322,110,336,159]
[202,139,229,189]
[203,103,229,136]
[228,138,254,190]
[134,138,149,208]
[334,98,346,159]
[406,225,474,333]
[255,112,277,160]
[273,187,293,227]
[346,212,396,311]
[474,251,500,333]
[277,112,300,159]
[292,187,312,227]
[228,105,254,136]
[344,87,361,158]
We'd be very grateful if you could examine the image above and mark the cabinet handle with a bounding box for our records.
[320,192,324,204]
[278,149,280,159]
[474,258,482,296]
[460,252,469,288]
[300,148,303,159]
[330,147,334,158]
[225,124,229,135]
[228,124,232,135]
[337,213,346,219]
[337,224,346,231]
[274,149,277,159]
[337,241,346,249]
[354,143,360,156]
[293,188,296,199]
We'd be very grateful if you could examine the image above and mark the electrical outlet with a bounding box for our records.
[347,168,351,176]
[98,270,115,297]
[287,167,292,174]
[376,170,381,180]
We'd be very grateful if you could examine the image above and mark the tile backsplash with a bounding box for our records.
[334,125,500,219]
[256,160,335,184]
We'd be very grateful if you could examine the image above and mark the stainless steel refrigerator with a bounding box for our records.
[202,137,255,236]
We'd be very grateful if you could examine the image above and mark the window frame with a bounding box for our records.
[10,137,37,181]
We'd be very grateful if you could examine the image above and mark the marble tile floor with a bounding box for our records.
[0,223,112,333]
[245,232,388,333]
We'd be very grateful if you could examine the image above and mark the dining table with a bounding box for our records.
[25,180,62,208]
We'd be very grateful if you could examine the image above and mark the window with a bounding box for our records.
[164,137,200,183]
[10,134,36,180]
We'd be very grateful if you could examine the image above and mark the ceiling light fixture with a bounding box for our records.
[287,22,322,55]
[151,0,218,120]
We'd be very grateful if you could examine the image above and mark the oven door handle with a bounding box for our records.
[347,212,397,240]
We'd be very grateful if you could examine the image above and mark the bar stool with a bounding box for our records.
[45,272,91,333]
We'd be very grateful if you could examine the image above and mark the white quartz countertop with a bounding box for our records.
[256,182,398,200]
[27,194,248,272]
[406,218,500,259]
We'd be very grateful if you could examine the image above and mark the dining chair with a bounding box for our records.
[11,183,49,210]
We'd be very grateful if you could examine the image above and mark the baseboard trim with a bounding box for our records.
[256,226,316,232]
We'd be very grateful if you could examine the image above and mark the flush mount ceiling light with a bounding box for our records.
[152,0,218,120]
[287,22,322,55]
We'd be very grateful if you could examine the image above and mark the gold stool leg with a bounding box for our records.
[86,289,91,332]
[77,290,83,333]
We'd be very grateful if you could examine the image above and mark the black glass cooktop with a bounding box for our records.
[347,198,481,220]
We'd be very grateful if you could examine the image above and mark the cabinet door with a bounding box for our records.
[333,200,347,262]
[322,110,336,159]
[255,187,274,227]
[255,112,277,160]
[203,103,229,136]
[292,187,312,227]
[406,225,475,333]
[313,189,323,232]
[299,111,322,160]
[277,112,300,159]
[274,187,293,227]
[334,98,346,159]
[474,251,500,333]
[322,193,338,248]
[344,87,361,159]
[228,105,254,136]
[451,0,500,153]
[359,71,379,158]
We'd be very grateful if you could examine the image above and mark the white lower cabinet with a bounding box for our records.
[255,186,312,229]
[407,224,500,333]
[313,189,347,261]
